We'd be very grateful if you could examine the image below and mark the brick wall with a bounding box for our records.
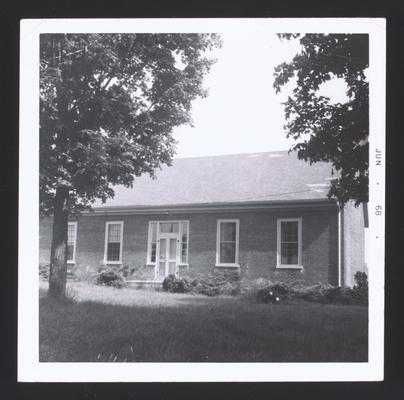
[39,207,339,285]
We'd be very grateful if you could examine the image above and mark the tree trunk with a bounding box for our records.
[48,187,69,300]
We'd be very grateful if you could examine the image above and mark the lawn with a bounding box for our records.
[39,281,368,362]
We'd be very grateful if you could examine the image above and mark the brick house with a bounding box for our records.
[39,151,368,286]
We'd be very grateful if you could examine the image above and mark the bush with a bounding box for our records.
[240,277,273,300]
[39,263,50,280]
[255,282,292,304]
[353,271,368,305]
[96,269,126,288]
[270,282,292,299]
[256,287,281,304]
[322,286,357,305]
[292,284,334,303]
[292,283,365,305]
[119,264,131,278]
[162,275,194,293]
[193,271,241,296]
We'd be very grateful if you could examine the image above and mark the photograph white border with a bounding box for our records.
[19,18,385,382]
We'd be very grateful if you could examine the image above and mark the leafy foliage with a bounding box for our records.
[162,274,194,293]
[40,33,221,299]
[96,268,126,288]
[39,263,50,280]
[292,283,335,303]
[273,34,369,206]
[162,271,241,296]
[40,33,221,215]
[353,271,368,305]
[193,271,241,296]
[256,287,281,304]
[251,278,368,305]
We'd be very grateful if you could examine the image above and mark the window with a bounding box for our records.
[216,219,239,266]
[147,222,158,263]
[104,221,123,263]
[147,221,189,265]
[180,221,189,264]
[159,222,179,234]
[67,222,77,263]
[277,218,302,268]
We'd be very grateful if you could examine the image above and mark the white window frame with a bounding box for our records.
[276,217,303,269]
[216,219,240,268]
[179,220,190,266]
[104,221,124,264]
[67,221,77,264]
[146,220,189,266]
[146,221,158,265]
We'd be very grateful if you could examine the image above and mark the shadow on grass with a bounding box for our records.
[39,284,368,363]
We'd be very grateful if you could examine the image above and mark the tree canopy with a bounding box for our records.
[273,34,369,206]
[40,33,221,215]
[40,33,221,298]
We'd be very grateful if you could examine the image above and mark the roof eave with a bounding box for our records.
[84,198,338,216]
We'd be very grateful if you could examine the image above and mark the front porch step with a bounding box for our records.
[125,280,163,289]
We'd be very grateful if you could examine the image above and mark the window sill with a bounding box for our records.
[215,263,240,268]
[67,260,75,264]
[276,265,303,270]
[146,263,189,266]
[104,261,123,265]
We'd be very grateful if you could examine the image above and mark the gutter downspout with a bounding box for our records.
[337,202,342,287]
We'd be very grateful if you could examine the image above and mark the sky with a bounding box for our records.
[172,31,348,158]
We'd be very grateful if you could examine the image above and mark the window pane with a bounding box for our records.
[107,242,120,261]
[67,244,74,261]
[220,222,236,242]
[151,222,157,242]
[151,243,157,263]
[159,222,179,233]
[181,243,187,264]
[220,242,236,263]
[108,224,121,242]
[67,224,76,244]
[281,242,298,265]
[159,238,167,260]
[180,221,188,242]
[281,221,298,242]
[169,238,176,260]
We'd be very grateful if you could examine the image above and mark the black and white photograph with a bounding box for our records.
[18,18,385,382]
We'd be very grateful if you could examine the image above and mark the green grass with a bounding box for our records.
[39,281,368,362]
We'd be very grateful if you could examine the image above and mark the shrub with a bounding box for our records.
[255,281,292,304]
[353,271,368,305]
[292,283,364,305]
[322,286,357,305]
[119,264,131,278]
[256,287,281,304]
[292,284,334,303]
[240,277,273,300]
[162,275,194,293]
[193,271,241,296]
[96,268,126,288]
[270,282,292,299]
[39,263,50,280]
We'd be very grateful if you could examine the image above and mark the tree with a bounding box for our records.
[40,33,221,299]
[273,34,369,206]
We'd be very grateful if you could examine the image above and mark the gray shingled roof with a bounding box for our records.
[93,151,335,208]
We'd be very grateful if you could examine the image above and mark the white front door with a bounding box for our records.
[156,233,179,280]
